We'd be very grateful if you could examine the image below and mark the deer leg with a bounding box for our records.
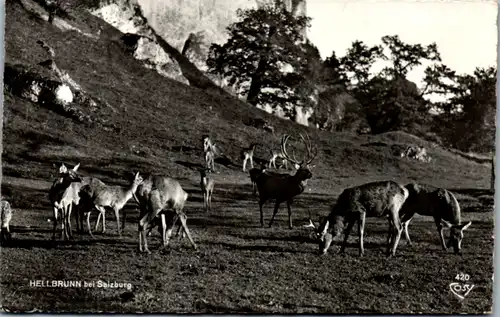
[286,200,293,229]
[160,213,168,247]
[400,211,415,245]
[250,157,254,169]
[75,204,81,233]
[86,211,95,238]
[121,211,127,232]
[339,218,356,255]
[386,218,393,247]
[243,157,247,172]
[113,207,122,237]
[208,191,212,211]
[259,200,265,227]
[177,211,197,250]
[388,212,403,257]
[66,203,73,239]
[139,211,156,253]
[52,207,59,240]
[434,217,447,250]
[403,218,412,245]
[94,207,104,232]
[203,192,208,212]
[94,206,107,233]
[268,201,281,228]
[358,212,366,256]
[61,214,66,240]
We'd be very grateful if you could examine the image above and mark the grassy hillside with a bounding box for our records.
[1,0,494,313]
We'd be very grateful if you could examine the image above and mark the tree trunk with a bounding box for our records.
[247,58,266,105]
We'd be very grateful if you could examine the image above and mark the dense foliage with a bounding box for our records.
[207,4,496,153]
[206,1,317,118]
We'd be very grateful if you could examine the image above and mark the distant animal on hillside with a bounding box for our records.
[200,168,215,212]
[256,134,317,229]
[268,148,289,170]
[399,183,471,254]
[202,135,217,172]
[1,200,14,244]
[241,143,259,172]
[307,181,409,257]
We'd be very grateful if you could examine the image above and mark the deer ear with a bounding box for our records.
[460,221,472,231]
[73,163,80,172]
[441,219,452,228]
[59,164,67,174]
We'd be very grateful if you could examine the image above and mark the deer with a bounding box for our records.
[1,200,13,244]
[255,134,317,229]
[249,164,289,196]
[134,174,197,253]
[398,183,472,254]
[202,135,217,172]
[306,181,409,257]
[268,149,289,170]
[48,163,82,240]
[79,172,143,237]
[200,169,215,212]
[248,166,265,196]
[241,143,258,172]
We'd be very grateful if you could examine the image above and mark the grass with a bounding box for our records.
[1,0,494,313]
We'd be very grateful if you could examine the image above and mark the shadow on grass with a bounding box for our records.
[449,188,493,197]
[194,300,266,314]
[232,233,317,244]
[207,241,311,254]
[2,233,138,250]
[175,160,205,171]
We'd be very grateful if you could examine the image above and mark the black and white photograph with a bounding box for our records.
[0,0,497,313]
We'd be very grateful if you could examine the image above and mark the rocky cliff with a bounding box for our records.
[91,0,306,83]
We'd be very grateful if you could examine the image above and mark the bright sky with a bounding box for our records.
[306,0,498,86]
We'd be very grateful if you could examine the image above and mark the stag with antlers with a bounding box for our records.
[255,134,317,229]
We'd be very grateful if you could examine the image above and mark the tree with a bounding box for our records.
[424,65,497,152]
[206,1,312,116]
[338,36,441,134]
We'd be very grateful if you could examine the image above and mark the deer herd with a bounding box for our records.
[0,133,474,257]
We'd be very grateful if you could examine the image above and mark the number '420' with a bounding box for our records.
[455,273,470,281]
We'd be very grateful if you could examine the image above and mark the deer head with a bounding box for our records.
[442,220,472,254]
[280,133,317,181]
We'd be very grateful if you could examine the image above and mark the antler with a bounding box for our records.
[299,133,318,165]
[303,218,317,229]
[280,135,303,166]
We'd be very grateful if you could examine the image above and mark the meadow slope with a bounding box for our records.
[1,0,494,313]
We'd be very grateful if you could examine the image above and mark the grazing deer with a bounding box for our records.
[134,174,197,253]
[48,163,82,240]
[307,181,409,257]
[79,172,143,237]
[1,200,13,244]
[241,143,258,172]
[399,183,472,254]
[200,169,215,212]
[256,134,317,229]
